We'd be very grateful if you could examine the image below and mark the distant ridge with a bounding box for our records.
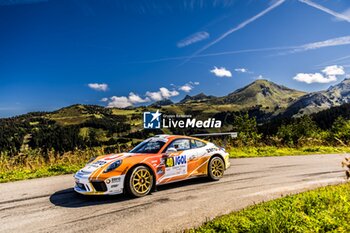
[5,79,350,121]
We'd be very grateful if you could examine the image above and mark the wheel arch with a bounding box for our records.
[124,163,157,192]
[210,153,226,168]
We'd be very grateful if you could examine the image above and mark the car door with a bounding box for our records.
[159,138,191,183]
[187,139,209,177]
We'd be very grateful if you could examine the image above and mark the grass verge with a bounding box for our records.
[191,182,350,233]
[228,146,350,158]
[1,146,349,183]
[0,149,104,183]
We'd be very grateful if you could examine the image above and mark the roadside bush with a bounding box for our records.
[276,115,320,146]
[331,116,350,145]
[233,113,261,146]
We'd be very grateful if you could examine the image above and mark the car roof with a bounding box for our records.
[153,134,202,141]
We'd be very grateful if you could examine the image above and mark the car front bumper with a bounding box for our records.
[74,171,125,195]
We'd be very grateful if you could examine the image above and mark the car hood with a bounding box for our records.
[80,153,133,174]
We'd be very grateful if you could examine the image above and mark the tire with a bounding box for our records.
[208,156,225,181]
[125,165,154,198]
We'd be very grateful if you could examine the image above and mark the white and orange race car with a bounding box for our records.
[74,134,230,197]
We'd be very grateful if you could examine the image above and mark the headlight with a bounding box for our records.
[104,160,122,173]
[87,157,96,164]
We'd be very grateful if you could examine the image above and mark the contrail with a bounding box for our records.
[299,0,350,23]
[316,54,350,67]
[130,46,295,64]
[274,35,350,56]
[180,0,286,65]
[132,35,350,65]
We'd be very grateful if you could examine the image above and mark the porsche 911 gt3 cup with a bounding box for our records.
[74,135,230,197]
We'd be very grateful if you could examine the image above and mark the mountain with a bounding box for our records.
[214,79,306,111]
[179,92,215,103]
[7,79,350,124]
[283,78,350,117]
[150,99,174,107]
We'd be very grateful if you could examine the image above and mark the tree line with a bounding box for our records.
[2,103,350,157]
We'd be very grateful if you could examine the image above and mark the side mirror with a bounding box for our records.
[166,147,177,153]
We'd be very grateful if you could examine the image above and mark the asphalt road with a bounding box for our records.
[0,154,348,233]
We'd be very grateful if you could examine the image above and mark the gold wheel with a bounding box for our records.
[209,157,224,180]
[129,167,153,197]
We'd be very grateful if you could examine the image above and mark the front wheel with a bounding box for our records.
[208,156,225,181]
[125,166,154,198]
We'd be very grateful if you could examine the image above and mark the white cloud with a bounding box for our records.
[106,92,150,108]
[255,75,264,80]
[146,91,163,101]
[105,84,187,108]
[177,31,209,48]
[293,65,345,84]
[159,87,179,98]
[235,68,248,73]
[128,92,150,104]
[145,87,179,101]
[179,84,193,92]
[88,83,108,92]
[210,66,232,78]
[293,73,336,84]
[322,65,345,76]
[178,81,199,92]
[107,96,132,108]
[299,0,350,23]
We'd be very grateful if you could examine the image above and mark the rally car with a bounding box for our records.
[74,134,230,197]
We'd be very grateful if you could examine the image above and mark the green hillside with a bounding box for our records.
[215,79,306,111]
[7,79,350,159]
[0,79,308,157]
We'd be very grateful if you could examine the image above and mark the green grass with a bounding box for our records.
[191,183,350,233]
[111,108,137,115]
[1,146,350,183]
[0,164,83,183]
[228,146,350,158]
[0,149,104,183]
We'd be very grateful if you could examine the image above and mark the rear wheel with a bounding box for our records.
[126,166,154,197]
[208,156,225,181]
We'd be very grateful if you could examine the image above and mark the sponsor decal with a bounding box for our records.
[206,147,218,153]
[111,177,121,183]
[164,155,187,178]
[165,155,187,167]
[91,160,107,167]
[144,110,222,129]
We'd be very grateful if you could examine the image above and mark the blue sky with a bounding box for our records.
[1,0,350,117]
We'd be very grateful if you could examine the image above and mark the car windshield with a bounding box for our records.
[129,138,166,154]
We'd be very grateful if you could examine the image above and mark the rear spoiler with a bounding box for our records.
[191,132,238,138]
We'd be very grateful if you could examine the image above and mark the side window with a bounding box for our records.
[195,140,206,148]
[191,140,197,149]
[169,139,191,151]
